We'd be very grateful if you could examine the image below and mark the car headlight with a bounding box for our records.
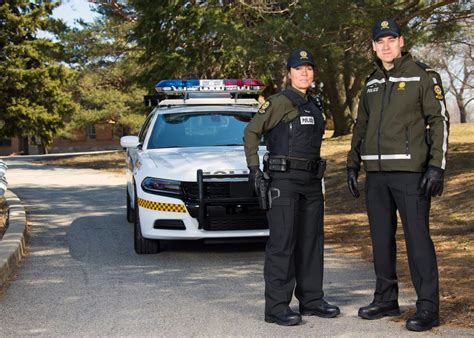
[141,177,182,196]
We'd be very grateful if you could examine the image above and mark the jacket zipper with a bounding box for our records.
[377,81,388,171]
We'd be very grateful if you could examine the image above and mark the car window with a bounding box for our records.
[138,113,155,144]
[147,111,263,149]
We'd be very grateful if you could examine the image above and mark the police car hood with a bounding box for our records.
[146,146,263,181]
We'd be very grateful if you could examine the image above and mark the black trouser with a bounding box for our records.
[365,171,439,313]
[264,170,324,315]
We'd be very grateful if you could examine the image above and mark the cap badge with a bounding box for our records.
[381,21,389,29]
[299,51,308,59]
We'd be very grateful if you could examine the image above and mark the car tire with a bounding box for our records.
[134,186,161,254]
[126,188,135,223]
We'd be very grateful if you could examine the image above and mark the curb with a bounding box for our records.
[0,190,28,287]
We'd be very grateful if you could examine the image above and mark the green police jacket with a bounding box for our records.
[347,53,449,172]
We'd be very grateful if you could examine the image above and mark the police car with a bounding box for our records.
[121,79,269,254]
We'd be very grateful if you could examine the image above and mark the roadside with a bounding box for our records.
[0,190,28,288]
[33,123,474,329]
[0,197,7,239]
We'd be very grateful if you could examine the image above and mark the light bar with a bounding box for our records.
[155,79,265,94]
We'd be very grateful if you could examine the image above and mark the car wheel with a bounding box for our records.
[134,186,161,254]
[126,188,135,223]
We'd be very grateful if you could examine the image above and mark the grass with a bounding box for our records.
[36,123,473,328]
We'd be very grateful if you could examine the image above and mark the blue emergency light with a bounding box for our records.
[155,79,265,93]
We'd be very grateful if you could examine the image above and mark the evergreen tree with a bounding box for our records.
[0,0,77,153]
[59,1,146,135]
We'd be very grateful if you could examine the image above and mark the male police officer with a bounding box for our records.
[244,49,339,326]
[347,19,449,331]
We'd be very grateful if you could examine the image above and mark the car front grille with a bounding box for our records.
[181,181,268,231]
[181,181,253,201]
[202,215,268,231]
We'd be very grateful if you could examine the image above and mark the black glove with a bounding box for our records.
[419,166,445,197]
[347,167,360,198]
[248,166,264,194]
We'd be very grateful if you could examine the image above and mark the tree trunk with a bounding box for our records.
[332,106,353,136]
[457,97,467,123]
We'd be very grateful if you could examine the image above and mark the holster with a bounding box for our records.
[253,153,270,210]
[256,177,269,210]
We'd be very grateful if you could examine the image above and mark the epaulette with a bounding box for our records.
[415,61,437,73]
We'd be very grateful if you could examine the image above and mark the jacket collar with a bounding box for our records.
[374,52,412,76]
[286,84,308,99]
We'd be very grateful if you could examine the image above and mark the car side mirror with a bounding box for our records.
[120,136,140,149]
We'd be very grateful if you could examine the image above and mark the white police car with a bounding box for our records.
[121,79,269,254]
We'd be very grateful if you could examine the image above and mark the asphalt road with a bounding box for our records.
[0,158,472,336]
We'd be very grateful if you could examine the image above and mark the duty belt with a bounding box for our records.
[266,156,326,176]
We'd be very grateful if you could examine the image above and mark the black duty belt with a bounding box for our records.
[266,156,326,175]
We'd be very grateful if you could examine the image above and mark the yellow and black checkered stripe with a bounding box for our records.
[137,198,187,213]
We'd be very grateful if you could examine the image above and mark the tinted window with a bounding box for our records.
[147,111,259,149]
[139,113,155,144]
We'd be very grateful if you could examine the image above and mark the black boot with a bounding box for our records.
[300,300,340,318]
[265,308,302,326]
[406,310,439,331]
[358,300,400,320]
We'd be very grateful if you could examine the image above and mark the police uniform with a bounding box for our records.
[244,49,339,326]
[347,19,449,331]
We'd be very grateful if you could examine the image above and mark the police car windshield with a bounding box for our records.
[148,111,261,149]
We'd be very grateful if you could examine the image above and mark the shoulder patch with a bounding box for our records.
[433,84,444,100]
[258,100,271,114]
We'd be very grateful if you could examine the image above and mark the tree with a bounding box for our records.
[245,0,472,135]
[0,0,77,153]
[129,1,471,136]
[58,1,147,135]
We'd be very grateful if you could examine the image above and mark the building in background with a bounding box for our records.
[0,122,123,156]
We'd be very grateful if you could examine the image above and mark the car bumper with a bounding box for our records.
[137,194,269,240]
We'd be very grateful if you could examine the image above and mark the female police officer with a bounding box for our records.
[244,49,340,326]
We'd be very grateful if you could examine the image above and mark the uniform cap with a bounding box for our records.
[372,19,401,41]
[287,48,315,68]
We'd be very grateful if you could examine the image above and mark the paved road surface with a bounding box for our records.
[0,158,472,336]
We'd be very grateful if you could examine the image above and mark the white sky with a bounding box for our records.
[53,0,100,27]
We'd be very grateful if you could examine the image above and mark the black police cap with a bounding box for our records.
[372,19,401,41]
[287,48,315,68]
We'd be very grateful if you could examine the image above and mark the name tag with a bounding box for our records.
[300,116,315,125]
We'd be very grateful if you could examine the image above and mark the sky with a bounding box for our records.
[52,0,100,27]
